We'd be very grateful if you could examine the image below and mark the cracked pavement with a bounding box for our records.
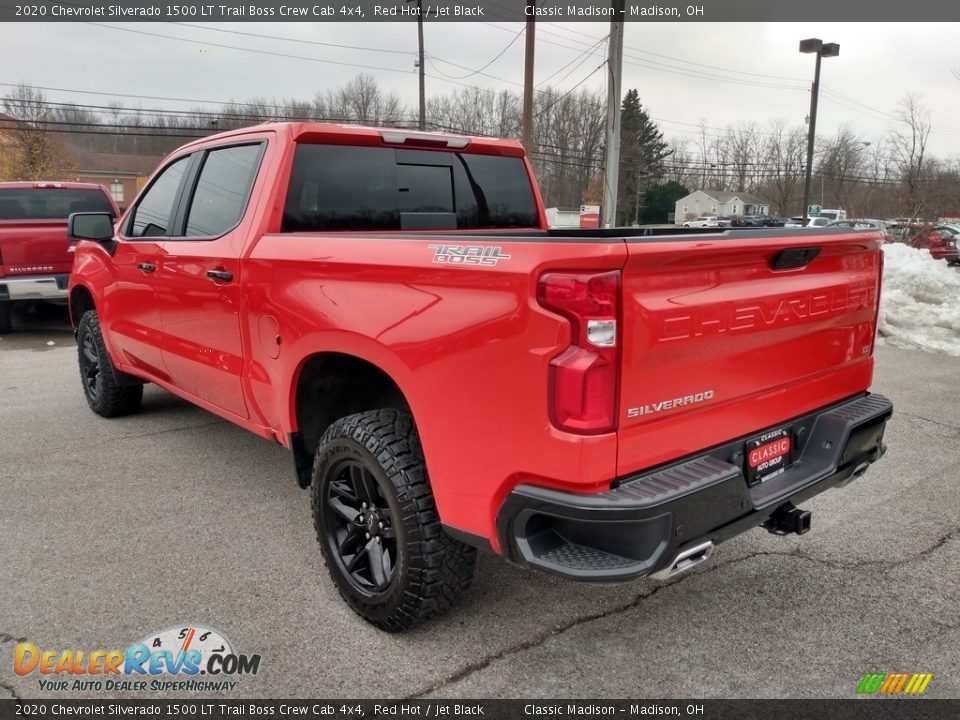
[1,310,958,699]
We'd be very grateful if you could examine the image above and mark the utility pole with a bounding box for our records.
[417,0,426,130]
[522,6,535,149]
[634,173,642,226]
[408,0,426,130]
[602,0,624,228]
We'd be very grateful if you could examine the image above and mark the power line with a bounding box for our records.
[534,61,608,120]
[171,22,413,56]
[0,81,332,114]
[87,22,411,75]
[479,18,807,91]
[537,34,609,89]
[426,26,525,81]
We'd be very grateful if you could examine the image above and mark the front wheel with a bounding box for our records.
[76,310,143,417]
[0,300,11,334]
[311,409,477,631]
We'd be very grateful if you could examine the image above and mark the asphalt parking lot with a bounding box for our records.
[1,306,958,700]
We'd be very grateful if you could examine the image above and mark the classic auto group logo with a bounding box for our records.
[13,625,261,692]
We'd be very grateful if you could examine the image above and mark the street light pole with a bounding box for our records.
[799,38,839,223]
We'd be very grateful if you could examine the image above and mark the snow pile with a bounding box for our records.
[879,243,960,356]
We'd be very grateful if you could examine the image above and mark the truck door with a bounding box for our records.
[157,142,264,419]
[106,154,194,381]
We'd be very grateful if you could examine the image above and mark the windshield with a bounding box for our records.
[0,188,113,220]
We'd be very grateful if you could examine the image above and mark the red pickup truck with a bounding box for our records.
[68,123,892,631]
[0,181,118,333]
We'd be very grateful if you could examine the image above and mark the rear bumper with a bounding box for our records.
[0,274,69,302]
[497,393,893,582]
[931,249,959,263]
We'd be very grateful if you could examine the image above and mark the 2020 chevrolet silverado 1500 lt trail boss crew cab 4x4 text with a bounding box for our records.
[67,123,892,631]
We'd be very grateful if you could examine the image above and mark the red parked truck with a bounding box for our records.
[0,181,118,333]
[67,123,892,630]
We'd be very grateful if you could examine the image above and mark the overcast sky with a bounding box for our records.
[5,21,960,156]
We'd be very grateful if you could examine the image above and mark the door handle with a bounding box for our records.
[138,262,156,273]
[206,269,234,282]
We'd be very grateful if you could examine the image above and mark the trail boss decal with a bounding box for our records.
[429,245,511,267]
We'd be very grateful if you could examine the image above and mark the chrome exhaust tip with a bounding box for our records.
[649,540,714,581]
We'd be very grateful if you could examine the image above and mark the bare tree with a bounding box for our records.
[322,74,406,126]
[721,121,763,192]
[759,119,807,216]
[1,84,72,180]
[888,94,933,219]
[814,124,869,212]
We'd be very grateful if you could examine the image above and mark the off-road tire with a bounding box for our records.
[311,409,477,631]
[76,309,143,417]
[0,300,11,334]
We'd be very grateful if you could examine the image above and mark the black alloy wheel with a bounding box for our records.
[311,409,477,631]
[75,310,143,417]
[79,328,102,402]
[323,458,398,593]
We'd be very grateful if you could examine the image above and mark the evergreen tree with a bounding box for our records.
[617,90,671,225]
[641,181,689,224]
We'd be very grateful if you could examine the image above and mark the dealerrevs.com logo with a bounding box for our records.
[13,625,261,693]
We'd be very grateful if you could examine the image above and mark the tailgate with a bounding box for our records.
[616,230,883,477]
[0,221,73,276]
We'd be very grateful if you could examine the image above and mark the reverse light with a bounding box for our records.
[537,270,620,434]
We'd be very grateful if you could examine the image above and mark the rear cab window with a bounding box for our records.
[281,144,539,232]
[0,188,114,220]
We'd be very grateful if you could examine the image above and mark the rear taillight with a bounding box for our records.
[537,270,620,434]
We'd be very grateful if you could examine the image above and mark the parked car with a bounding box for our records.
[742,214,766,227]
[825,219,889,230]
[909,225,960,264]
[807,217,832,228]
[68,122,892,630]
[0,181,118,333]
[763,216,787,227]
[682,215,720,228]
[824,219,896,243]
[887,221,926,244]
[784,216,807,228]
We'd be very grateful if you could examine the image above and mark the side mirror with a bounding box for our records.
[68,212,114,243]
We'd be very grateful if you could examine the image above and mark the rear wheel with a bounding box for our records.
[311,409,477,631]
[0,300,11,334]
[76,310,143,417]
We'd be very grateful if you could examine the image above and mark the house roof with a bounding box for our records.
[696,189,768,205]
[0,113,22,145]
[0,118,160,177]
[62,144,161,177]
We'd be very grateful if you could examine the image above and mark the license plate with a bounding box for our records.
[745,427,793,486]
